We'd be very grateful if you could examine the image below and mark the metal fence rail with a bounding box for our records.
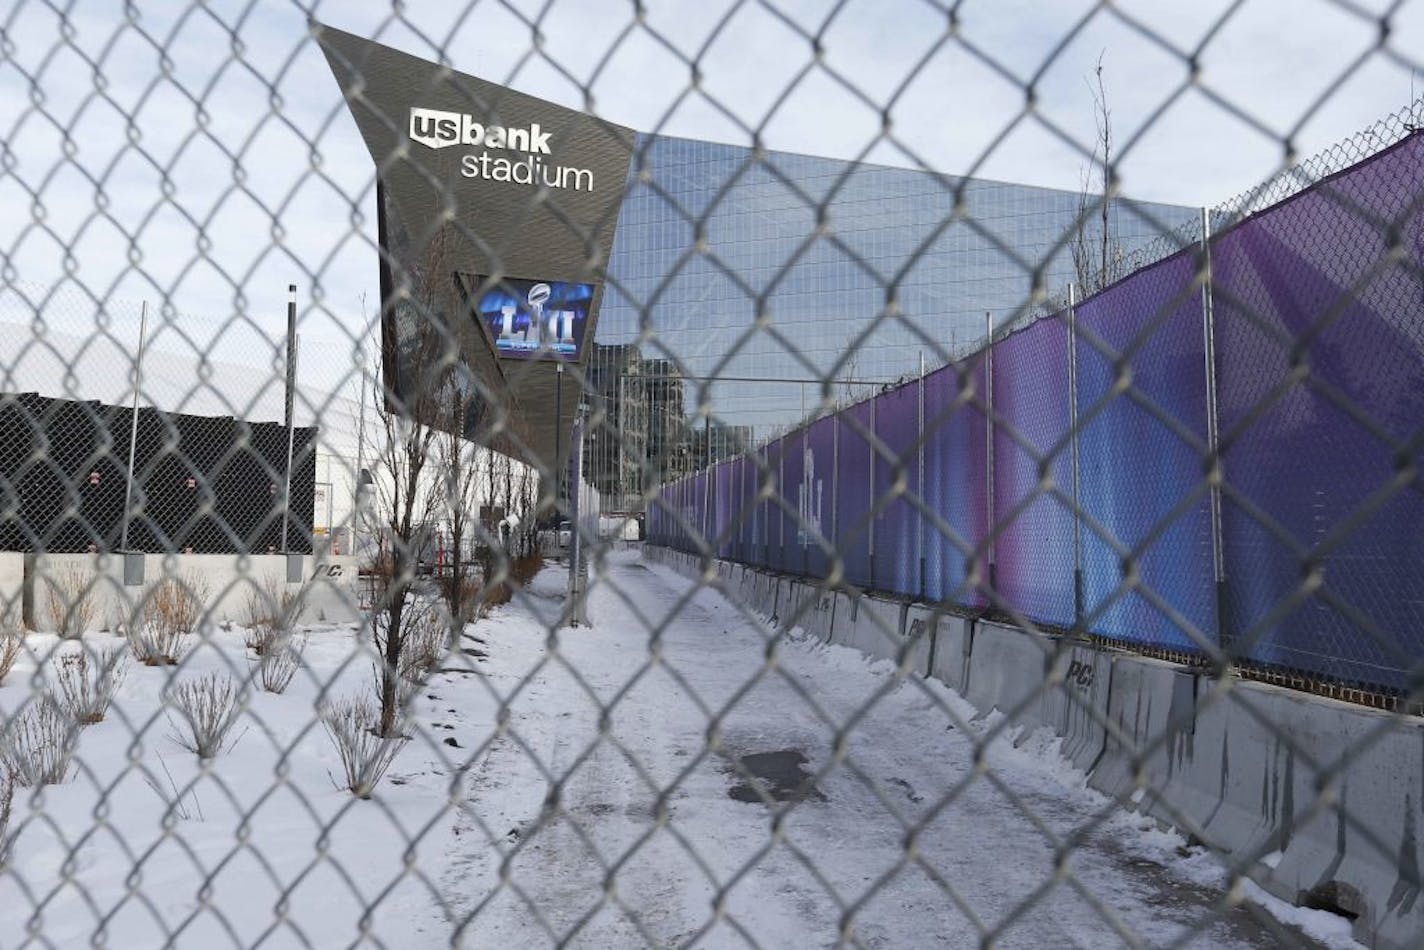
[0,2,1422,948]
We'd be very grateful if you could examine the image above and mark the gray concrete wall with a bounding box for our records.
[22,552,361,634]
[644,546,1424,949]
[0,553,21,627]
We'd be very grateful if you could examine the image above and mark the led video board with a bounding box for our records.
[466,275,593,362]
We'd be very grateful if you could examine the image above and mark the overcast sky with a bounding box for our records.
[0,0,1419,399]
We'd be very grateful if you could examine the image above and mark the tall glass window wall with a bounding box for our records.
[595,134,1197,444]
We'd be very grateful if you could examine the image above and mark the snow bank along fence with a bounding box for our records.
[648,120,1424,948]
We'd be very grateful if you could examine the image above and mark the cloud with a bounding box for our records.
[0,0,1417,401]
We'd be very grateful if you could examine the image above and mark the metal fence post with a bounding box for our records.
[281,284,297,554]
[703,416,712,551]
[778,440,787,568]
[831,410,839,572]
[868,391,877,590]
[985,311,996,596]
[567,418,586,627]
[918,351,926,598]
[120,301,148,559]
[1201,206,1228,652]
[801,427,810,577]
[1068,285,1084,630]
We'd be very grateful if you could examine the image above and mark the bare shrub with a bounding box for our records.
[244,576,306,657]
[438,568,481,625]
[44,563,96,637]
[0,625,24,685]
[0,768,13,852]
[321,695,404,798]
[54,646,128,725]
[133,572,210,665]
[399,605,447,685]
[475,551,545,616]
[255,632,306,694]
[510,552,545,588]
[476,577,514,612]
[167,674,245,759]
[2,698,77,786]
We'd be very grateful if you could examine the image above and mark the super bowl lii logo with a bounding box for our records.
[408,107,596,191]
[797,445,823,548]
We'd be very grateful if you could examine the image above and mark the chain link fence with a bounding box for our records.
[1,1,1423,947]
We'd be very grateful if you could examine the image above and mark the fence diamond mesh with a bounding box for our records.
[0,1,1422,948]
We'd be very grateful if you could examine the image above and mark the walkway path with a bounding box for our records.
[439,551,1352,948]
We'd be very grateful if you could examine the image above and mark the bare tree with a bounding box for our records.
[435,368,484,626]
[365,222,453,738]
[1072,52,1123,294]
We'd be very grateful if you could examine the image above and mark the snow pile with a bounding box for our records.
[0,621,478,946]
[0,552,1362,947]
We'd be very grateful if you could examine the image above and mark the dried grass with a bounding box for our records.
[320,695,404,798]
[167,674,245,759]
[44,563,96,637]
[244,576,306,657]
[438,569,481,625]
[0,626,24,686]
[133,572,210,665]
[510,552,545,587]
[54,646,128,725]
[476,552,544,614]
[399,606,447,685]
[0,767,13,853]
[2,698,77,787]
[255,632,306,694]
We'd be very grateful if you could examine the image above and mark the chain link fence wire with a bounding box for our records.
[0,1,1423,947]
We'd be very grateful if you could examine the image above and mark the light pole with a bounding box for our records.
[281,284,297,554]
[555,360,564,510]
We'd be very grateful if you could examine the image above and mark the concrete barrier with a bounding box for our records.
[1259,686,1424,947]
[1135,679,1424,948]
[925,611,971,691]
[828,589,859,645]
[0,553,22,627]
[23,552,362,634]
[293,554,362,624]
[1087,653,1198,805]
[840,594,906,667]
[963,621,1071,730]
[738,566,759,612]
[768,577,789,626]
[784,581,835,642]
[1052,642,1113,774]
[777,580,820,635]
[759,574,782,620]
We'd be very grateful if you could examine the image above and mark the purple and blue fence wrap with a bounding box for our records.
[649,131,1424,694]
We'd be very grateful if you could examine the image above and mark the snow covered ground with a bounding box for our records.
[0,549,1360,947]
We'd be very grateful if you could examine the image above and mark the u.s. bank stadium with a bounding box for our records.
[317,24,1198,512]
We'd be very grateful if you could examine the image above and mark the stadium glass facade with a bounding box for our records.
[319,25,1198,509]
[585,133,1197,506]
